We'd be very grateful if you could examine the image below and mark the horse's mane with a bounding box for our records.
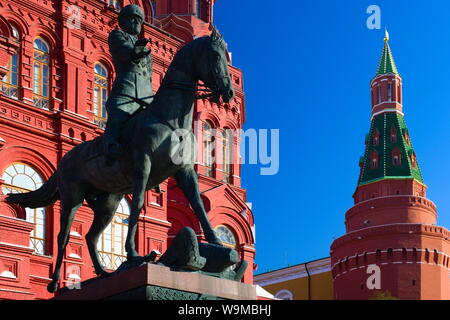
[165,36,210,74]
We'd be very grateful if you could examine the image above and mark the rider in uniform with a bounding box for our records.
[103,4,153,160]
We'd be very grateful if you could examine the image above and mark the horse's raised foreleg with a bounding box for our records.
[174,167,222,246]
[125,153,151,260]
[86,193,122,276]
[47,190,83,293]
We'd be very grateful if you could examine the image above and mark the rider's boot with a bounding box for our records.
[103,115,126,166]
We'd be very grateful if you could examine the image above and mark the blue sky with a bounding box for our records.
[214,0,450,272]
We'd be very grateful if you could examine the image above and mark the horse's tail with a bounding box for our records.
[6,172,59,208]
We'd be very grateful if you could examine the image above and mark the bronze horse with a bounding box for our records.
[6,29,234,293]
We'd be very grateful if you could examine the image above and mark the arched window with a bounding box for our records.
[1,25,20,99]
[222,129,233,183]
[93,63,109,129]
[97,198,130,270]
[203,121,215,177]
[1,163,46,255]
[274,289,293,300]
[377,86,382,104]
[370,150,378,170]
[373,129,380,146]
[403,129,411,145]
[376,249,381,262]
[33,37,50,109]
[410,151,417,168]
[387,248,394,261]
[390,126,397,143]
[392,147,401,166]
[214,225,236,248]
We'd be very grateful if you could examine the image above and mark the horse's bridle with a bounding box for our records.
[163,42,229,102]
[116,68,219,112]
[114,42,229,130]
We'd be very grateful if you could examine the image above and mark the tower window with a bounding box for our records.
[387,83,392,102]
[403,129,411,145]
[390,127,397,143]
[373,129,380,146]
[377,86,382,104]
[371,158,377,169]
[393,156,400,166]
[370,150,379,169]
[410,152,417,168]
[392,147,401,166]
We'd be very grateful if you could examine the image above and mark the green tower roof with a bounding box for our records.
[358,112,423,186]
[376,40,399,75]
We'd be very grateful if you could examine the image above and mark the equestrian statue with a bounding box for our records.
[6,4,235,293]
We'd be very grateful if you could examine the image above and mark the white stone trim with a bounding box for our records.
[348,194,435,209]
[333,260,450,279]
[0,271,16,279]
[331,247,450,270]
[0,288,34,295]
[139,215,171,225]
[68,253,81,259]
[30,275,52,281]
[0,242,33,250]
[370,109,404,120]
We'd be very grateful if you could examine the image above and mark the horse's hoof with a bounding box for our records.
[144,251,159,263]
[47,280,59,293]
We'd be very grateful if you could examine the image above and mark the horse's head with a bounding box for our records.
[197,28,235,104]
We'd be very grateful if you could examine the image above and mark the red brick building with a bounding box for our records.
[330,34,450,300]
[0,0,255,299]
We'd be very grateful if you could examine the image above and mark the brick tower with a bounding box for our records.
[330,32,450,300]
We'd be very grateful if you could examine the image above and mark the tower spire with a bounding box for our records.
[377,30,398,75]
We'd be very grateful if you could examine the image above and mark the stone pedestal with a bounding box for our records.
[53,263,257,300]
